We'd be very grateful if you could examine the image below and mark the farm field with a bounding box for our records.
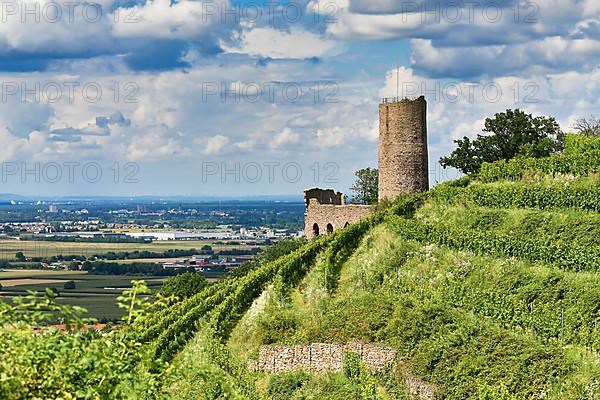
[0,239,260,260]
[0,269,165,320]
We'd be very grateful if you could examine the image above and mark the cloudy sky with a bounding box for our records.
[0,0,598,197]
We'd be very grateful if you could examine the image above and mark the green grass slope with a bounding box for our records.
[133,134,600,399]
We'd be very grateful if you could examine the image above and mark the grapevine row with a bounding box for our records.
[478,150,600,183]
[432,181,600,212]
[415,204,600,247]
[388,216,600,271]
[388,237,600,350]
[136,283,223,343]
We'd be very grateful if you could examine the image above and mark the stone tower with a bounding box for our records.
[378,96,429,201]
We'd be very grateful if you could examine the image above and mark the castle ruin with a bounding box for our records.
[304,96,429,239]
[378,96,429,200]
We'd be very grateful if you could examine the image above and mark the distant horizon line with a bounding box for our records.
[0,193,305,203]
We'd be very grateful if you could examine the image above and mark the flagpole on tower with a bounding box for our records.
[396,65,399,101]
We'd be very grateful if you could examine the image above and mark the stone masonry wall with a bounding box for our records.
[303,188,344,207]
[378,96,429,201]
[248,342,395,374]
[304,199,372,239]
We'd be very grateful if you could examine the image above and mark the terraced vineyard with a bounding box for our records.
[3,134,600,399]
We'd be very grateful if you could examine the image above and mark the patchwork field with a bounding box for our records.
[0,239,258,260]
[0,269,164,320]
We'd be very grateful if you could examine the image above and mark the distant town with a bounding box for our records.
[0,198,306,320]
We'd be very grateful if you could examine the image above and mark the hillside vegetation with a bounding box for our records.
[2,134,600,399]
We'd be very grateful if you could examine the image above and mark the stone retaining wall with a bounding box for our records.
[248,342,395,373]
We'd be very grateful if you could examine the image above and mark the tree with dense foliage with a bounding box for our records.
[159,272,208,300]
[440,109,564,174]
[350,168,379,205]
[230,237,306,278]
[573,116,600,136]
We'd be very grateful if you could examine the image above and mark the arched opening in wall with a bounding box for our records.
[313,223,320,236]
[326,223,334,234]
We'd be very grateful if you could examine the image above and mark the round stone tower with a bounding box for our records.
[378,96,429,201]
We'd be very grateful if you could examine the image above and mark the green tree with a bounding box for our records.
[440,109,564,174]
[159,272,208,300]
[350,168,379,205]
[230,237,306,278]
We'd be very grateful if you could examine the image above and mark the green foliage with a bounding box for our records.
[384,298,580,399]
[268,223,599,399]
[350,167,379,205]
[0,290,166,399]
[460,256,600,348]
[117,280,154,324]
[266,372,311,398]
[254,304,299,345]
[145,235,328,367]
[149,281,238,360]
[159,271,208,300]
[564,133,600,154]
[230,237,307,279]
[208,238,327,342]
[478,150,600,183]
[261,372,375,400]
[164,329,246,400]
[388,216,600,271]
[134,282,222,343]
[320,218,376,293]
[416,203,600,247]
[342,351,379,400]
[318,193,424,294]
[7,139,600,399]
[440,109,564,174]
[433,179,600,212]
[376,232,600,349]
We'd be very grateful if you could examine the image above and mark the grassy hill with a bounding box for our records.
[2,133,600,399]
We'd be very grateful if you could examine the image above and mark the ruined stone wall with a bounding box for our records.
[247,342,395,374]
[304,199,372,239]
[378,96,429,201]
[303,188,344,207]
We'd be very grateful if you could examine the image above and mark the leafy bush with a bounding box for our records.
[343,351,379,400]
[159,271,208,300]
[230,237,307,279]
[0,286,166,399]
[254,305,299,345]
[266,372,311,398]
[564,134,600,155]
